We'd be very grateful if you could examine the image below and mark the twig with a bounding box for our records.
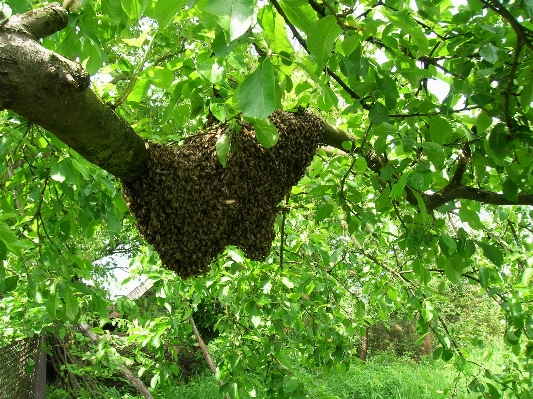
[480,0,533,51]
[503,38,523,134]
[78,323,154,399]
[114,29,159,109]
[279,194,289,268]
[189,314,231,399]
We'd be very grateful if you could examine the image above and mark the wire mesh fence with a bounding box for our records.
[0,335,46,399]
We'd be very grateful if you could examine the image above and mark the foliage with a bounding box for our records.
[1,0,533,398]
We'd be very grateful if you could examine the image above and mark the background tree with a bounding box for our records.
[1,0,532,398]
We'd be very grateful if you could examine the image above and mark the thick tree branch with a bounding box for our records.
[427,186,533,210]
[0,3,149,181]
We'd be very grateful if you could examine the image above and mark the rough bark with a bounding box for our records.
[0,3,149,181]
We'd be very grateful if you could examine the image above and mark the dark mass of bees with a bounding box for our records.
[121,110,324,278]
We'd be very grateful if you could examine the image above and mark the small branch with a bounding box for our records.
[114,29,159,108]
[480,0,533,51]
[189,314,231,399]
[504,38,523,133]
[279,194,289,268]
[390,105,484,118]
[77,323,154,399]
[268,0,363,102]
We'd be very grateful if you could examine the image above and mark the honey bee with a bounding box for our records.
[121,110,324,278]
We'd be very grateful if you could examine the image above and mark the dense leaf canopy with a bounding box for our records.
[1,0,533,397]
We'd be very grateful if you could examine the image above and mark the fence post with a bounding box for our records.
[31,335,47,399]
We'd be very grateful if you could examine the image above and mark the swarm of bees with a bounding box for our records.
[121,109,324,278]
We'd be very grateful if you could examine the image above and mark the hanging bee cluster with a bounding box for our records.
[121,109,324,278]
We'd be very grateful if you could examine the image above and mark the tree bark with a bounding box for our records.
[0,3,149,181]
[360,330,368,362]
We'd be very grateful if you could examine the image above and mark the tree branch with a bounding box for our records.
[0,3,149,181]
[77,323,154,399]
[480,0,533,51]
[428,186,533,209]
[189,314,231,399]
[268,0,362,102]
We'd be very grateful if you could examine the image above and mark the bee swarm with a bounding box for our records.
[121,110,324,278]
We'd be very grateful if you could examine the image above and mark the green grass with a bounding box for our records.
[320,354,475,399]
[47,353,477,399]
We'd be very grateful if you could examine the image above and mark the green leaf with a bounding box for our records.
[476,111,492,133]
[502,179,518,203]
[316,203,334,221]
[122,29,150,47]
[476,242,504,267]
[0,222,34,256]
[522,268,533,286]
[238,59,278,119]
[121,0,148,21]
[284,377,299,393]
[57,29,83,59]
[382,10,429,56]
[429,116,452,145]
[369,102,389,125]
[459,205,485,230]
[142,66,174,89]
[0,240,7,261]
[520,79,533,112]
[250,305,262,328]
[204,0,255,41]
[354,300,366,318]
[440,232,457,255]
[197,58,226,84]
[246,117,279,148]
[479,43,499,64]
[391,174,409,199]
[420,142,445,166]
[1,275,19,293]
[47,289,59,319]
[308,16,343,71]
[128,78,151,104]
[376,186,391,211]
[258,6,294,55]
[412,191,429,224]
[281,276,294,289]
[65,285,79,321]
[153,0,188,28]
[376,72,399,100]
[102,0,128,23]
[216,134,230,167]
[278,0,317,34]
[442,257,461,283]
[354,157,367,172]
